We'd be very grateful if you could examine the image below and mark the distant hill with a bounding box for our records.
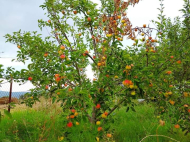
[0,91,30,99]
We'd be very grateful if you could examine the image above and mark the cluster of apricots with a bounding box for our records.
[66,109,79,128]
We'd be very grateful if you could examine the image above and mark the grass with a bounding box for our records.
[0,100,189,142]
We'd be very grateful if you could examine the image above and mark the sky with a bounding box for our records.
[0,0,184,92]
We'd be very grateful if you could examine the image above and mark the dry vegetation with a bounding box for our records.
[0,97,62,113]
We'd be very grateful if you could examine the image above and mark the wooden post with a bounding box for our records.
[8,78,13,112]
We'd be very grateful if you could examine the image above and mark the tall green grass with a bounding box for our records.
[0,102,189,142]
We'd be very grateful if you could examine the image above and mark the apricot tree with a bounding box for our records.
[4,0,190,140]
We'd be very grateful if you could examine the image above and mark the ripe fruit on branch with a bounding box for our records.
[73,10,77,14]
[97,62,102,67]
[58,50,63,55]
[150,49,154,52]
[70,115,75,119]
[169,100,175,105]
[97,127,102,131]
[184,104,188,107]
[177,60,181,64]
[166,71,172,75]
[78,33,82,36]
[58,136,64,141]
[183,92,188,97]
[170,56,174,58]
[131,91,136,95]
[106,34,112,37]
[45,85,48,90]
[60,54,65,59]
[96,104,101,109]
[121,20,125,23]
[107,134,112,138]
[148,37,152,40]
[117,15,121,19]
[143,24,146,28]
[96,121,101,125]
[55,77,61,82]
[44,53,48,57]
[17,45,21,49]
[168,91,172,95]
[168,85,173,88]
[76,122,79,125]
[71,109,76,113]
[48,20,51,23]
[60,45,65,50]
[141,33,144,36]
[87,17,91,22]
[129,85,134,89]
[146,43,150,46]
[104,112,108,116]
[68,88,73,91]
[174,124,180,129]
[126,65,131,70]
[28,77,32,81]
[122,80,133,86]
[102,113,107,118]
[55,74,59,78]
[74,112,78,116]
[67,122,73,127]
[114,75,118,79]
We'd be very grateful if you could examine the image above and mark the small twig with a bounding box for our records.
[96,97,126,121]
[85,53,96,64]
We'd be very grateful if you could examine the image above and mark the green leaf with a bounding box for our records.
[130,107,136,112]
[126,107,129,112]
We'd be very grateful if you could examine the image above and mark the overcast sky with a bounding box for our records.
[0,0,184,92]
